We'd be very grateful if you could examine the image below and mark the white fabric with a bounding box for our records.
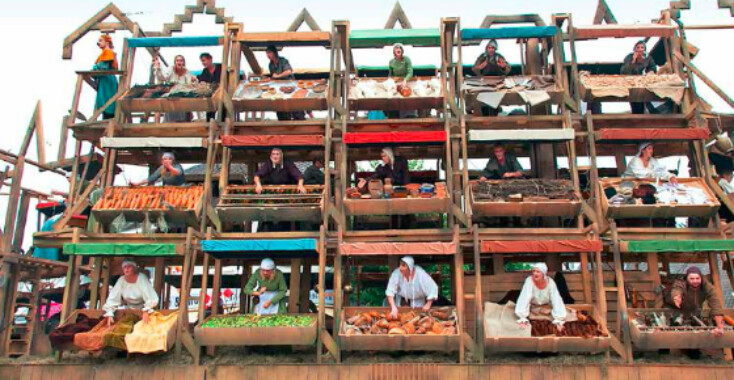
[719,178,734,195]
[260,258,275,270]
[484,301,530,338]
[103,273,159,317]
[121,260,137,269]
[623,156,675,181]
[401,256,414,272]
[469,129,573,142]
[254,290,280,315]
[385,265,438,308]
[100,137,206,149]
[531,263,548,276]
[515,276,567,326]
[154,67,197,85]
[477,91,506,108]
[518,90,551,106]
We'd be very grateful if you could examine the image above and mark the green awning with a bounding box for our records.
[63,243,179,257]
[349,29,441,48]
[625,240,734,253]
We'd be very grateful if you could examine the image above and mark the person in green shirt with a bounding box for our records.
[244,258,288,314]
[389,43,413,83]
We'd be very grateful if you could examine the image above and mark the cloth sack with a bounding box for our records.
[125,311,178,354]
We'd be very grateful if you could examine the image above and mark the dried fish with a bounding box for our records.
[473,179,577,201]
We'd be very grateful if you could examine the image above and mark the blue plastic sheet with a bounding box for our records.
[461,26,558,41]
[202,239,318,259]
[127,36,222,48]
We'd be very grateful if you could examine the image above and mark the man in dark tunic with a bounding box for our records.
[266,45,306,121]
[480,144,524,180]
[621,40,657,114]
[198,53,222,121]
[254,148,306,194]
[472,39,512,116]
[303,157,325,185]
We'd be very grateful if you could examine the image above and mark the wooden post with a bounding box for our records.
[580,252,593,304]
[453,226,465,363]
[153,258,165,302]
[472,225,484,362]
[610,222,633,362]
[646,253,662,307]
[197,253,211,324]
[88,258,103,310]
[288,259,302,313]
[299,259,312,313]
[60,228,81,322]
[10,192,31,253]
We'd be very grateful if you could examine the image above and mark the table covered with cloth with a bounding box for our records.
[49,313,104,349]
[73,312,140,351]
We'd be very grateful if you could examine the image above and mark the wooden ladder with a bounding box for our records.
[4,266,42,357]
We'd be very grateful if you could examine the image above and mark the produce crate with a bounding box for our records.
[578,74,686,103]
[484,304,610,353]
[92,186,204,228]
[194,313,318,346]
[232,79,328,112]
[462,75,564,114]
[627,308,734,350]
[348,76,444,111]
[118,86,221,113]
[217,185,324,223]
[470,180,582,218]
[344,183,449,216]
[598,178,719,219]
[339,307,461,352]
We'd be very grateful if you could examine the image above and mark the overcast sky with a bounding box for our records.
[0,0,733,249]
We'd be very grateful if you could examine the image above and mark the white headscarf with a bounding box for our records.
[531,262,548,277]
[401,256,415,272]
[637,142,653,157]
[260,258,275,270]
[121,259,138,272]
[487,39,498,50]
[162,152,175,160]
[381,147,395,167]
[393,43,405,54]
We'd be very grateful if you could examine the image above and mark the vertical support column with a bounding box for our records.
[288,259,302,313]
[580,252,592,304]
[316,226,326,363]
[299,260,312,313]
[333,227,344,363]
[60,228,82,323]
[646,253,661,307]
[453,226,465,364]
[610,221,632,363]
[472,225,484,362]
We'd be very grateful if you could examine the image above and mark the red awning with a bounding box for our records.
[598,128,709,141]
[221,135,324,147]
[341,242,456,256]
[343,131,446,145]
[480,240,602,253]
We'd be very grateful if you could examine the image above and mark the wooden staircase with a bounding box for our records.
[2,266,42,357]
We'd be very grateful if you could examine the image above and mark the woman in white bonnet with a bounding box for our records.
[385,256,439,319]
[515,262,567,332]
[622,142,677,184]
[103,259,159,325]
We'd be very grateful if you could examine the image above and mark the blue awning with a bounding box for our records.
[127,36,223,48]
[201,239,318,259]
[461,26,558,41]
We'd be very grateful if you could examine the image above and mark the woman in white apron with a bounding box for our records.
[385,256,439,319]
[103,259,159,325]
[515,263,567,333]
[244,258,287,314]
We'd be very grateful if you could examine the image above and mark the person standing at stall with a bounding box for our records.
[153,55,198,122]
[515,263,567,333]
[197,53,222,121]
[93,35,119,120]
[665,267,726,337]
[244,258,288,315]
[623,142,677,183]
[621,41,657,114]
[387,43,415,118]
[357,148,409,189]
[479,144,524,181]
[265,45,306,121]
[254,148,306,194]
[472,39,511,116]
[386,256,439,319]
[103,260,159,325]
[130,152,186,186]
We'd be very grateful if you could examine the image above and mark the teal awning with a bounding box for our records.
[127,36,223,48]
[63,243,179,257]
[201,239,318,260]
[461,26,558,41]
[625,239,734,253]
[349,29,441,48]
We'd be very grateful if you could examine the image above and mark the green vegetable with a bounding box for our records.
[202,314,314,328]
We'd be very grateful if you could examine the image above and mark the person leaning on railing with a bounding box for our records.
[472,39,511,116]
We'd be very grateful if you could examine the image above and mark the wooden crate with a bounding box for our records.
[338,307,461,352]
[348,77,444,111]
[233,97,327,112]
[598,178,719,219]
[193,313,318,346]
[344,196,450,216]
[92,208,201,229]
[217,185,324,222]
[627,308,734,350]
[578,83,674,103]
[484,304,610,353]
[470,181,582,218]
[118,87,221,113]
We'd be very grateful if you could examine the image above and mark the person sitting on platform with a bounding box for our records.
[265,45,306,121]
[92,34,119,120]
[664,267,725,337]
[254,148,306,194]
[621,40,657,114]
[130,152,185,187]
[515,263,566,333]
[303,156,325,185]
[386,43,416,119]
[472,39,511,116]
[386,256,439,319]
[357,148,409,190]
[718,169,734,194]
[622,142,677,183]
[479,144,524,181]
[197,52,222,121]
[153,54,198,122]
[103,260,158,325]
[244,258,288,315]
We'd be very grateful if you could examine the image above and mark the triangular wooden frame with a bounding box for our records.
[62,3,138,59]
[593,0,618,25]
[670,1,734,18]
[157,0,234,37]
[288,8,321,32]
[384,2,412,29]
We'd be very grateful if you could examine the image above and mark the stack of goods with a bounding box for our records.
[49,314,104,349]
[472,179,577,202]
[342,307,457,336]
[530,312,607,338]
[350,77,441,99]
[93,186,203,211]
[605,181,713,206]
[347,182,446,200]
[579,71,685,102]
[219,185,323,205]
[233,79,327,100]
[126,83,217,99]
[74,313,140,351]
[201,314,314,328]
[124,312,179,354]
[464,75,557,92]
[631,310,734,333]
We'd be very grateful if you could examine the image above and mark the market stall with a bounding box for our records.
[578,71,687,104]
[470,179,582,218]
[217,184,324,223]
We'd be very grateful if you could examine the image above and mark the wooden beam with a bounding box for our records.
[288,8,321,32]
[674,50,734,110]
[384,2,412,29]
[593,0,618,25]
